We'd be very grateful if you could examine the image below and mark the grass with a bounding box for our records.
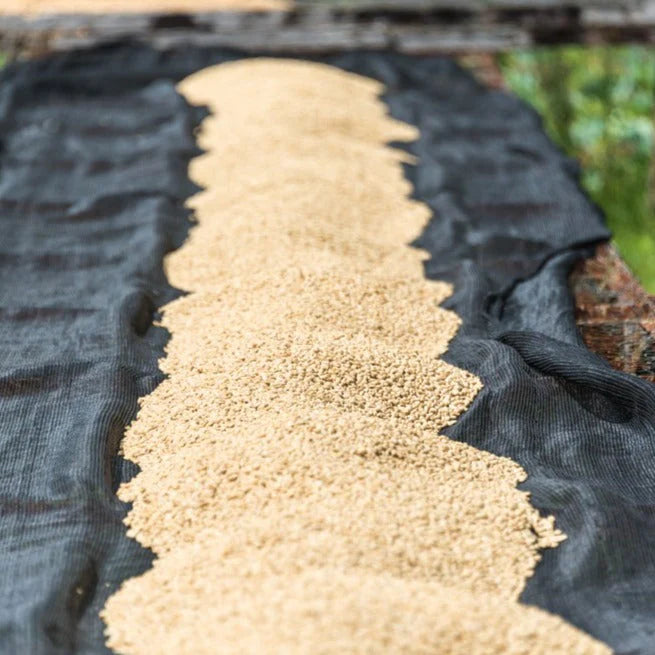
[499,46,655,293]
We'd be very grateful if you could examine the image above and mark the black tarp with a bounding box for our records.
[0,44,653,654]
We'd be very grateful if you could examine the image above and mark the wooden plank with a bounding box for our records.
[3,1,655,56]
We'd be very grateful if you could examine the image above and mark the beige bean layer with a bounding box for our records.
[102,59,610,654]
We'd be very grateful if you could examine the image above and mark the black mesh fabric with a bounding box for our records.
[0,49,203,654]
[0,44,653,655]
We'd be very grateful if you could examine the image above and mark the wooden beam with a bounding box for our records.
[2,1,655,58]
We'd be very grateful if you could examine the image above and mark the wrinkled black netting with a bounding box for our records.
[0,48,204,654]
[0,44,653,655]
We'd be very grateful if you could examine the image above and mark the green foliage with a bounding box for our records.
[499,46,655,293]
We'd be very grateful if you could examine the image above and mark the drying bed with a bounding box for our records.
[0,44,653,654]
